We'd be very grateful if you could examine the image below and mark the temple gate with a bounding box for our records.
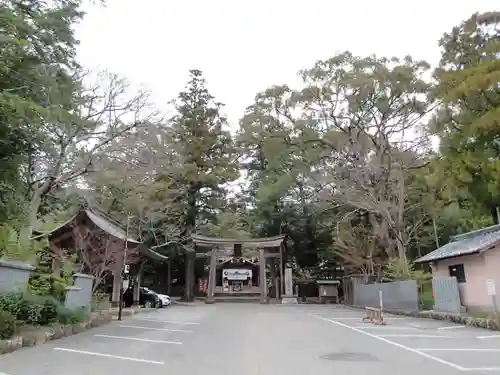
[191,234,286,303]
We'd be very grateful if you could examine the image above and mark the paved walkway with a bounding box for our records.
[0,304,500,374]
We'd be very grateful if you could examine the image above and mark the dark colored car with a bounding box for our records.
[123,286,160,308]
[139,287,160,308]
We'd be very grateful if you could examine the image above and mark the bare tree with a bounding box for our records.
[72,224,140,293]
[22,70,157,243]
[292,52,432,262]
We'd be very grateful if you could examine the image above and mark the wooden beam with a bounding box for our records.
[192,234,286,248]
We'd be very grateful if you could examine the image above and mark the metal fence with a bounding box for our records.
[353,280,419,312]
[432,276,463,313]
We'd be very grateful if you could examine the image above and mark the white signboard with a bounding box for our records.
[122,279,130,290]
[487,279,496,296]
[285,267,293,295]
[223,269,252,280]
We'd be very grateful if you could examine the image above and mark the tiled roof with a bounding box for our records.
[415,224,500,263]
[32,206,168,261]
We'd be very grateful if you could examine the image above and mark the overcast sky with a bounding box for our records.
[75,0,498,126]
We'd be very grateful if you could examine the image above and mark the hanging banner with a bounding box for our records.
[223,269,252,280]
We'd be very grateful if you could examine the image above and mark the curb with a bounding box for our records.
[346,304,500,331]
[0,307,157,355]
[109,307,157,318]
[0,311,112,355]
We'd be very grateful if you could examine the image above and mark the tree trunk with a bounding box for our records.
[491,205,499,225]
[183,251,195,302]
[432,215,440,249]
[182,184,197,302]
[167,258,172,295]
[19,189,43,245]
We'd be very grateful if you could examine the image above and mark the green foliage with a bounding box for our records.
[28,247,75,300]
[432,12,500,222]
[0,292,86,326]
[0,310,17,339]
[0,0,497,293]
[383,259,431,284]
[55,306,88,325]
[0,224,45,262]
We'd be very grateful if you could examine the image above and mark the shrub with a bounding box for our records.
[18,294,60,326]
[0,292,24,318]
[0,310,17,339]
[56,306,88,325]
[0,292,60,326]
[91,292,111,312]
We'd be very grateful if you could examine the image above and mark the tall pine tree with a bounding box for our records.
[168,70,238,301]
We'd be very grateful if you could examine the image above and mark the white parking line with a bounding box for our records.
[308,314,465,371]
[437,325,465,330]
[379,335,452,339]
[118,324,194,333]
[417,348,500,352]
[53,348,164,364]
[462,368,500,372]
[477,335,500,339]
[328,317,407,320]
[132,318,200,325]
[94,334,183,345]
[352,326,419,330]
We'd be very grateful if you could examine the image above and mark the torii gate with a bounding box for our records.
[191,234,287,304]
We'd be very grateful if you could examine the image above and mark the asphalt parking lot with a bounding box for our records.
[0,305,217,375]
[0,303,500,374]
[308,305,500,373]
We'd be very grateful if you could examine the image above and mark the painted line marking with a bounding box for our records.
[477,335,500,339]
[438,325,465,330]
[352,326,419,330]
[53,348,164,364]
[94,334,183,345]
[308,314,465,371]
[417,348,500,352]
[462,368,500,372]
[132,318,200,325]
[379,335,452,339]
[118,325,193,333]
[327,317,407,320]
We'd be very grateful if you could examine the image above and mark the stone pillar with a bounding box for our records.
[281,266,298,304]
[65,273,95,312]
[205,250,217,304]
[273,261,280,299]
[259,248,268,304]
[269,260,279,300]
[279,244,285,296]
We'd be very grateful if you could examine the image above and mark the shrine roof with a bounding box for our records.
[32,206,168,262]
[191,234,286,248]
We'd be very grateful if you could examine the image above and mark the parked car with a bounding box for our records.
[141,287,171,308]
[139,287,160,308]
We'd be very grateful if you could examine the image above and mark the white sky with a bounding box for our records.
[75,0,498,126]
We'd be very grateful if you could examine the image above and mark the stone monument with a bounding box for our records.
[281,267,298,304]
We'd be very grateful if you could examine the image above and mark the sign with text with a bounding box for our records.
[487,279,496,296]
[223,269,252,280]
[285,267,293,295]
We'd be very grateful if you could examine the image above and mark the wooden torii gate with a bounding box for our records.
[191,234,286,304]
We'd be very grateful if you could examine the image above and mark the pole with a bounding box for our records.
[493,296,498,314]
[279,244,284,298]
[379,290,384,321]
[117,215,131,321]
